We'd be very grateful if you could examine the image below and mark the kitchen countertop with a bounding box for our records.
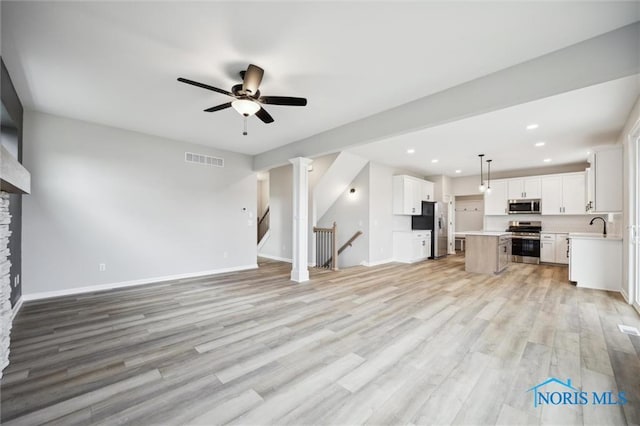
[568,233,622,241]
[464,231,512,237]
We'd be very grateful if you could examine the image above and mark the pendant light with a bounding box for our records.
[486,159,493,194]
[478,154,486,193]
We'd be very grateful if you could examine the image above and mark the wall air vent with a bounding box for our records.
[185,152,224,167]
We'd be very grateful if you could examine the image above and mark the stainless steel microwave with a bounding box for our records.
[508,199,541,214]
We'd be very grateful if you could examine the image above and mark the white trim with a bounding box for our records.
[22,264,258,301]
[621,288,630,304]
[258,253,292,263]
[10,297,23,321]
[634,301,640,315]
[257,230,271,251]
[360,258,395,267]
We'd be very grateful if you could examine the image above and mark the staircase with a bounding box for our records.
[313,222,363,271]
[257,206,269,241]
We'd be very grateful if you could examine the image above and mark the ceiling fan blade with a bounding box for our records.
[177,77,233,97]
[242,64,264,95]
[204,102,232,112]
[255,107,274,124]
[258,96,307,106]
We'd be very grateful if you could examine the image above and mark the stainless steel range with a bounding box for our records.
[507,221,541,264]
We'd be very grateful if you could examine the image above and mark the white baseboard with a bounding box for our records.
[621,288,630,304]
[258,253,292,263]
[361,258,394,267]
[10,297,23,321]
[22,264,259,302]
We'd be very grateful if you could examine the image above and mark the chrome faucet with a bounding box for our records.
[589,216,607,237]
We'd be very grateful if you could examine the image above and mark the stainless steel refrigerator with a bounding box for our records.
[411,201,449,259]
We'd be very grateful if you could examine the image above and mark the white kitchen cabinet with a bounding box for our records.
[540,176,562,215]
[540,172,585,215]
[540,240,555,263]
[424,180,435,201]
[508,177,541,200]
[555,234,569,265]
[393,175,433,215]
[586,147,623,213]
[540,233,556,263]
[540,233,569,264]
[561,174,586,214]
[393,231,431,263]
[484,179,508,215]
[569,235,622,291]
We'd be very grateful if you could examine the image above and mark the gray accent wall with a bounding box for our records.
[22,111,257,296]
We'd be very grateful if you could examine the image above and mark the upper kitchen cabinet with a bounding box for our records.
[393,175,434,215]
[484,179,508,215]
[507,177,541,200]
[586,146,622,213]
[423,180,435,202]
[540,172,586,215]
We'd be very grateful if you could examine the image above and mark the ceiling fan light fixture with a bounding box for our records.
[232,99,260,116]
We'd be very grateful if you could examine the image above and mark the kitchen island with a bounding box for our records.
[464,231,512,275]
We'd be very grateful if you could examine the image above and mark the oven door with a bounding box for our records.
[511,236,540,264]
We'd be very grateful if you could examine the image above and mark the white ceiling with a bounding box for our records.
[2,1,638,155]
[349,75,640,177]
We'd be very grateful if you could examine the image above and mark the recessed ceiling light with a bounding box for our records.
[543,158,552,163]
[526,123,539,130]
[431,159,439,163]
[455,170,462,174]
[586,150,591,155]
[407,148,415,154]
[535,141,545,147]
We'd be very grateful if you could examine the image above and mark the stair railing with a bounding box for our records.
[257,206,270,242]
[313,222,338,271]
[313,224,364,271]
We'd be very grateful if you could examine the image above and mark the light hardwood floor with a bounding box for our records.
[2,256,639,425]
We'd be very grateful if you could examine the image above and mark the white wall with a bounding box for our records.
[455,196,484,232]
[257,177,269,219]
[426,174,452,202]
[22,111,257,296]
[318,164,370,268]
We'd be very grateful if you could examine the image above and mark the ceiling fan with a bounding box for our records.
[178,64,307,135]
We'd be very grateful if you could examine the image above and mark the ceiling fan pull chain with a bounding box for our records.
[243,115,248,136]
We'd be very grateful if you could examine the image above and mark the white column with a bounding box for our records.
[289,157,313,283]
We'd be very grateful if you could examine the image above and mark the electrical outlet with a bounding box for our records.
[99,263,106,272]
